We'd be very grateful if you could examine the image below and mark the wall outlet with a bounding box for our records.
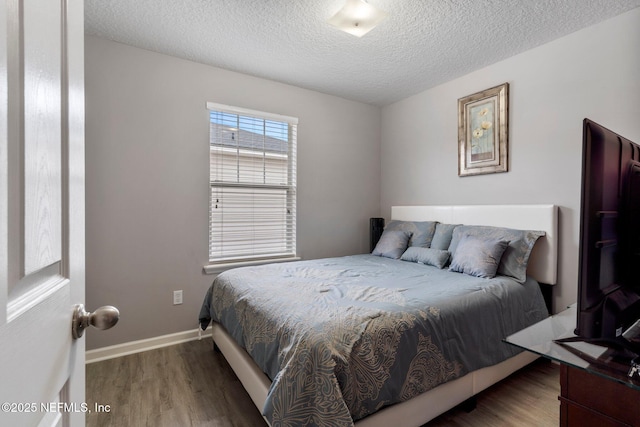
[173,290,183,305]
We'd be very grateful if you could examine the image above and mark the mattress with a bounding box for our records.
[199,254,548,427]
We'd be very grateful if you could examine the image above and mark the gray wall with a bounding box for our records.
[380,9,640,312]
[85,36,381,350]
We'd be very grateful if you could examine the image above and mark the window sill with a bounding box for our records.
[203,256,301,275]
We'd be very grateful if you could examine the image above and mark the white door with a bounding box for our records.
[0,0,88,426]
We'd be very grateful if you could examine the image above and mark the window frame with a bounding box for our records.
[204,102,299,274]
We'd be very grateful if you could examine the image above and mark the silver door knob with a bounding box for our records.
[72,304,119,339]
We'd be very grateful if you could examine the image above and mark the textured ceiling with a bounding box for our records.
[85,0,640,106]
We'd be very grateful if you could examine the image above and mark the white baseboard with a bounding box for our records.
[85,326,213,364]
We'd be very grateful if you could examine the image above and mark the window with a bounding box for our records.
[207,102,297,266]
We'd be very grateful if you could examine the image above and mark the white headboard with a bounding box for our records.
[391,205,558,285]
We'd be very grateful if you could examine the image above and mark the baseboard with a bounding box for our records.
[85,326,212,364]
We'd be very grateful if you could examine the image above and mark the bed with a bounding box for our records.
[199,204,558,426]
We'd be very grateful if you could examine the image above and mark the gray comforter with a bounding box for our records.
[199,254,548,427]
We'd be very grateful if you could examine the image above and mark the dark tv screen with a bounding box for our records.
[575,119,640,343]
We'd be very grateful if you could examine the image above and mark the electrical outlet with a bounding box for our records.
[173,290,183,305]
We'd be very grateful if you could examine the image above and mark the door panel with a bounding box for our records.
[0,0,85,426]
[23,0,62,276]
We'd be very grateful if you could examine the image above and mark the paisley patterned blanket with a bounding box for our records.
[199,255,548,426]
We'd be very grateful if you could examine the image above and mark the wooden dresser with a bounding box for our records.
[560,364,640,427]
[505,306,640,427]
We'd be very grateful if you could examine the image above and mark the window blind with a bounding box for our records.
[207,102,297,264]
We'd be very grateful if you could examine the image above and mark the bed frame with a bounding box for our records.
[211,204,558,426]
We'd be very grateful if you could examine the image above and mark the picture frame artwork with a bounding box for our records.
[458,83,509,176]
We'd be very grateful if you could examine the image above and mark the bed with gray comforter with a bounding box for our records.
[199,254,548,427]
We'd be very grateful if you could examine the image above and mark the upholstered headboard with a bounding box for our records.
[391,205,558,285]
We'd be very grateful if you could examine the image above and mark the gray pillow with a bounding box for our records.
[401,247,450,269]
[448,225,545,283]
[372,230,412,259]
[430,223,460,250]
[449,235,510,278]
[384,220,437,248]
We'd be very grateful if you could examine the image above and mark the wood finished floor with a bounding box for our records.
[86,339,559,427]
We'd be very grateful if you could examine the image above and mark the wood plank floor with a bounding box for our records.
[427,358,559,426]
[86,339,559,427]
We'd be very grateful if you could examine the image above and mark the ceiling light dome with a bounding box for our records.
[328,0,388,37]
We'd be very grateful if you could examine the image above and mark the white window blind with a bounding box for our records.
[207,102,297,264]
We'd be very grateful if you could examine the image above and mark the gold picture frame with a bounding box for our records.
[458,83,509,176]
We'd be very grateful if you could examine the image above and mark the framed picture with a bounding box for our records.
[458,83,509,177]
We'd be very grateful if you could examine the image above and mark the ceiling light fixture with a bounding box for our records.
[328,0,388,38]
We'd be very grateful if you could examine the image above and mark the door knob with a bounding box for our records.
[72,304,119,339]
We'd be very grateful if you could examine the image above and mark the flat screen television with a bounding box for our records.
[569,119,640,355]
